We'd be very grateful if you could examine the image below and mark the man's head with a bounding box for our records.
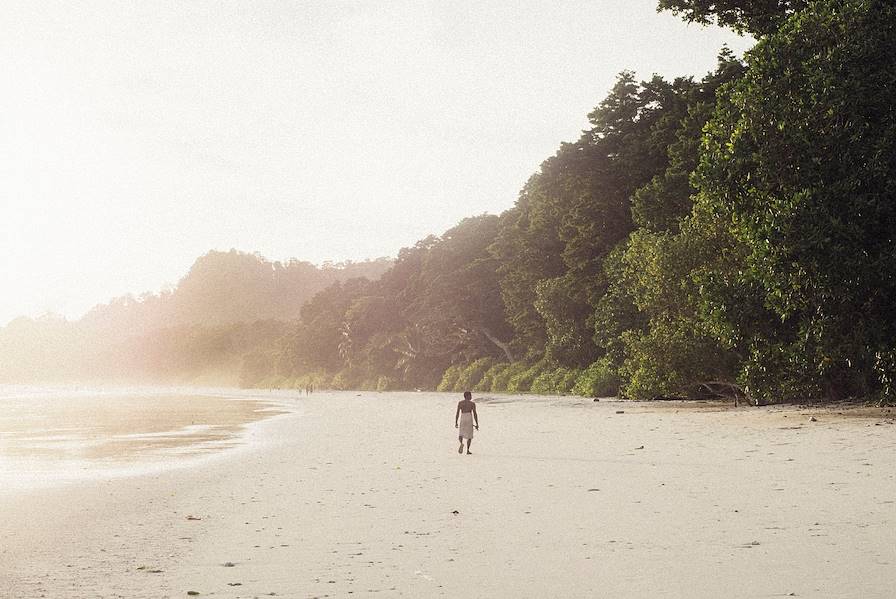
[463,391,472,400]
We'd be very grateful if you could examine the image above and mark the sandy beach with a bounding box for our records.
[2,390,895,598]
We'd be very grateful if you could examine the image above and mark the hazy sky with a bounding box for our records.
[0,1,752,326]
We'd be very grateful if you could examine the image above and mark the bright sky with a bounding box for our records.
[0,1,752,326]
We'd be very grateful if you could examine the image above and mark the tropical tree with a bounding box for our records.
[694,0,896,402]
[657,0,809,35]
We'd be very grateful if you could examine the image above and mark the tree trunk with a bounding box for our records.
[481,328,515,363]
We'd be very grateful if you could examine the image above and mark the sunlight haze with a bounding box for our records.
[0,1,751,325]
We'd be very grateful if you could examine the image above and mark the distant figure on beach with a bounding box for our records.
[455,391,479,454]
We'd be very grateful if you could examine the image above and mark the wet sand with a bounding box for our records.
[1,391,895,597]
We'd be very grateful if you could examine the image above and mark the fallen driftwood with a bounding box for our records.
[655,381,758,406]
[690,381,757,406]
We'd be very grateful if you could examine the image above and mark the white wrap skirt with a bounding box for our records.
[458,412,475,439]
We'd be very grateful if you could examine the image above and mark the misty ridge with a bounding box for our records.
[0,250,391,385]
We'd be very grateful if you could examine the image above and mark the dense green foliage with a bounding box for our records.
[657,0,808,35]
[4,1,895,404]
[692,0,896,403]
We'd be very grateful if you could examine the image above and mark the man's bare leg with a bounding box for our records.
[466,439,472,454]
[458,437,464,453]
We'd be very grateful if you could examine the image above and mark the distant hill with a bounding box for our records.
[79,250,392,340]
[0,250,392,383]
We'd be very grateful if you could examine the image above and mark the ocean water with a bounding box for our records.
[0,384,293,491]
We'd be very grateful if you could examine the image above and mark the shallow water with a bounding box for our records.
[0,385,291,490]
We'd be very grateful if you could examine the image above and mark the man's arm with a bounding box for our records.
[455,403,460,427]
[473,403,479,428]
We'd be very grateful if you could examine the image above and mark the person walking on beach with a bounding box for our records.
[455,391,479,454]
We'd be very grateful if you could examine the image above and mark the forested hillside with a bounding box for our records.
[4,1,895,404]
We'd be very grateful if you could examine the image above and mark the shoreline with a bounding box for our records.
[0,388,292,493]
[6,380,895,409]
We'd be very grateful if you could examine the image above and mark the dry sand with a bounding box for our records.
[1,391,895,598]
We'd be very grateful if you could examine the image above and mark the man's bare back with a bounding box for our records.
[455,392,479,454]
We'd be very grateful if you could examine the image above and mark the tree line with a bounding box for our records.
[247,0,896,404]
[4,1,895,404]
